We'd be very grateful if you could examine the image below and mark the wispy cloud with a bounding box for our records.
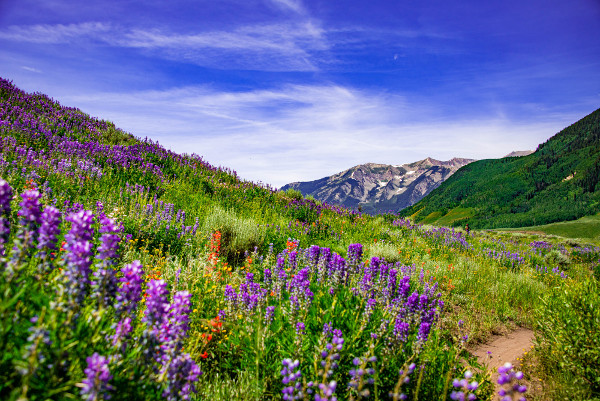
[0,20,328,71]
[116,21,328,71]
[267,0,305,14]
[60,83,572,187]
[21,66,41,73]
[0,22,111,43]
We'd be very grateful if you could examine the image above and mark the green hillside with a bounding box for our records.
[499,213,600,242]
[401,108,600,229]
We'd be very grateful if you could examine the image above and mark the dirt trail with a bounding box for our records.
[470,328,535,399]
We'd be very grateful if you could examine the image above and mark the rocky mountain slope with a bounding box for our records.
[281,157,475,214]
[504,150,534,157]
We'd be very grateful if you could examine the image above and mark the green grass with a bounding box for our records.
[498,213,600,242]
[431,207,476,226]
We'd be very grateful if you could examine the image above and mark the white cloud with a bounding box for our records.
[0,22,110,43]
[59,83,570,188]
[267,0,305,14]
[21,66,41,73]
[116,22,327,71]
[0,20,327,71]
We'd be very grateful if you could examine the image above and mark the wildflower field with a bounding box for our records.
[0,77,599,401]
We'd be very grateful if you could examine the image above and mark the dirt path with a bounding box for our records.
[470,328,535,399]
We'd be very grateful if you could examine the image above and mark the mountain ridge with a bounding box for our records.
[281,157,475,214]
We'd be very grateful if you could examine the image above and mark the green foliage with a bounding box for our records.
[534,279,600,399]
[543,249,571,268]
[285,188,303,200]
[202,207,265,266]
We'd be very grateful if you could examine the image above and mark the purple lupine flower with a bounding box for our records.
[328,253,347,287]
[111,317,132,348]
[0,180,12,254]
[263,268,272,287]
[224,284,238,314]
[497,363,527,401]
[115,260,144,317]
[450,370,478,401]
[361,298,377,327]
[37,205,61,255]
[96,216,123,264]
[296,322,306,336]
[417,322,432,342]
[64,210,95,304]
[347,243,363,274]
[322,321,333,337]
[9,190,42,269]
[143,279,170,330]
[360,272,373,296]
[160,352,202,401]
[318,327,344,389]
[92,216,123,308]
[265,305,276,325]
[307,245,321,269]
[17,189,42,235]
[281,358,303,401]
[163,291,192,348]
[393,318,410,343]
[81,353,114,401]
[390,363,417,400]
[315,381,337,401]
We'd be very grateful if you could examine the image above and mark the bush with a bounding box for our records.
[543,249,571,268]
[365,241,402,264]
[284,188,303,200]
[202,207,264,266]
[535,279,600,399]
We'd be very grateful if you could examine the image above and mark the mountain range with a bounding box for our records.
[281,157,475,214]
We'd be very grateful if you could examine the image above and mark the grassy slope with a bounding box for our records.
[498,213,600,242]
[401,108,600,229]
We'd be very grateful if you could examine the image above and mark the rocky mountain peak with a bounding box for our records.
[281,157,475,214]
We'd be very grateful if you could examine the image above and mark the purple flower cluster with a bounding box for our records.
[389,362,416,400]
[37,205,61,261]
[81,353,114,401]
[63,210,95,304]
[485,248,525,269]
[143,279,202,400]
[348,354,377,399]
[0,179,12,255]
[9,190,42,269]
[223,273,268,319]
[281,358,304,401]
[497,363,527,401]
[115,260,144,317]
[92,216,124,308]
[450,370,479,401]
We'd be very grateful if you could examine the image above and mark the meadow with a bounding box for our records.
[0,77,599,400]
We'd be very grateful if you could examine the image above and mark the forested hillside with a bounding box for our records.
[401,108,600,228]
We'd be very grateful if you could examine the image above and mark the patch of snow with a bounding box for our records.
[406,171,416,175]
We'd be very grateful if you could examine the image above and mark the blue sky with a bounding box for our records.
[1,0,600,187]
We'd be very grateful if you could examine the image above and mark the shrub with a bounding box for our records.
[365,241,402,264]
[202,207,264,266]
[543,249,571,268]
[535,279,600,399]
